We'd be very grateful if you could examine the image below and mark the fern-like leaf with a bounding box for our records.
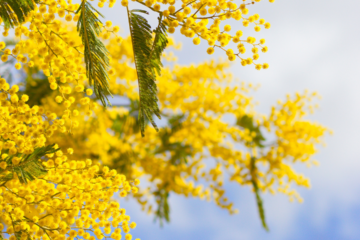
[0,0,38,29]
[0,144,59,184]
[127,9,161,137]
[149,14,168,76]
[250,157,269,231]
[76,1,112,106]
[154,187,170,226]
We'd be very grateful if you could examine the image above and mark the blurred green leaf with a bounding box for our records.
[250,157,269,231]
[0,0,39,29]
[237,114,265,148]
[154,187,170,226]
[0,144,59,184]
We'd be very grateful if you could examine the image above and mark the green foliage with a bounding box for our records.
[237,114,265,148]
[154,114,191,166]
[0,0,38,28]
[111,106,190,161]
[76,0,112,106]
[111,107,191,167]
[152,115,192,225]
[0,144,59,184]
[110,150,135,176]
[111,100,143,135]
[237,115,268,230]
[112,113,137,136]
[149,14,168,76]
[22,67,51,106]
[128,9,166,137]
[111,110,191,224]
[250,157,269,231]
[253,184,268,231]
[22,77,51,106]
[154,187,170,226]
[8,216,32,240]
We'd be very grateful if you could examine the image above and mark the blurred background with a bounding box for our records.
[103,0,360,239]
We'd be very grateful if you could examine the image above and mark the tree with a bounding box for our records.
[0,0,329,239]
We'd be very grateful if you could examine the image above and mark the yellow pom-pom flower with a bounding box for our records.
[65,14,72,21]
[105,21,112,28]
[86,89,93,96]
[224,25,231,32]
[193,37,201,45]
[207,47,214,55]
[15,63,21,70]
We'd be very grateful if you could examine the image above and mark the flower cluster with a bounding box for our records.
[0,0,273,73]
[0,79,56,155]
[0,2,122,132]
[0,77,140,240]
[118,0,272,69]
[1,160,139,240]
[40,31,329,216]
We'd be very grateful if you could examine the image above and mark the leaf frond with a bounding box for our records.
[154,187,170,226]
[0,144,59,184]
[149,14,168,76]
[127,8,162,136]
[76,1,112,106]
[0,0,38,28]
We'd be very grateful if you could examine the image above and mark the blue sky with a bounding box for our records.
[98,0,360,239]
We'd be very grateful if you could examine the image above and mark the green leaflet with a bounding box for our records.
[154,114,191,166]
[128,9,168,137]
[110,110,189,224]
[0,0,38,28]
[22,64,51,106]
[0,144,59,184]
[237,115,268,230]
[251,157,269,231]
[111,100,142,136]
[154,187,170,226]
[76,1,112,106]
[149,14,168,76]
[22,76,51,106]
